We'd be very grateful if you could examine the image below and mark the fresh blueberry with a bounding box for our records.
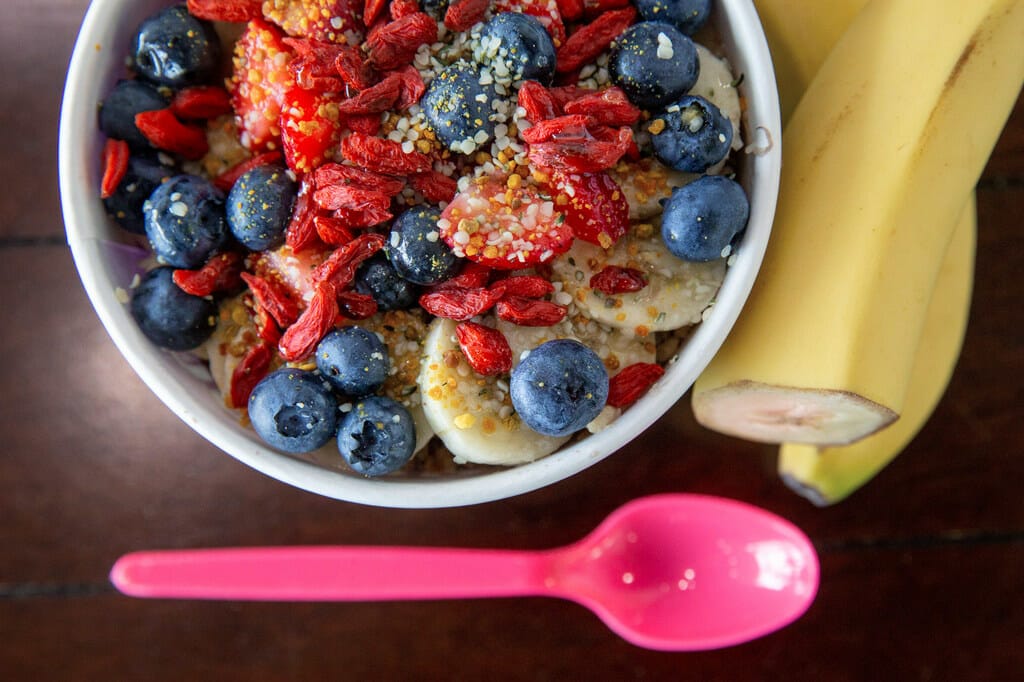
[226,164,297,251]
[421,61,497,151]
[636,0,712,36]
[661,175,749,261]
[421,0,450,19]
[130,266,217,351]
[248,368,340,454]
[650,95,732,173]
[609,22,699,110]
[104,154,176,234]
[315,326,390,397]
[510,339,609,437]
[387,206,462,286]
[354,253,420,311]
[478,13,557,84]
[336,396,416,476]
[98,79,169,151]
[131,5,221,88]
[144,174,229,269]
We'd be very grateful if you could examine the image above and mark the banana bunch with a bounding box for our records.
[692,0,1023,449]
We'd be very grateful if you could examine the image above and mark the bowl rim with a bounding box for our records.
[58,0,781,508]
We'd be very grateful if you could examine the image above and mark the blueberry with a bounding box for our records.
[510,339,609,437]
[316,326,390,397]
[661,175,749,261]
[478,13,557,84]
[650,95,732,173]
[636,0,712,36]
[387,207,462,285]
[104,154,176,234]
[354,253,420,311]
[144,174,229,269]
[336,396,416,476]
[422,0,449,19]
[248,369,340,454]
[131,5,221,87]
[226,165,297,251]
[98,79,169,151]
[421,61,497,151]
[609,22,699,110]
[130,266,217,351]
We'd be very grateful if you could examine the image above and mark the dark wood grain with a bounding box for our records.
[2,1,1023,679]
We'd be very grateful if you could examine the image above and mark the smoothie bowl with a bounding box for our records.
[59,0,780,508]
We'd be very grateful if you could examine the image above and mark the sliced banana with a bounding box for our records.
[607,158,698,221]
[691,44,744,151]
[549,224,727,333]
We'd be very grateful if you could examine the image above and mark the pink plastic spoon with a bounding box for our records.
[110,494,818,651]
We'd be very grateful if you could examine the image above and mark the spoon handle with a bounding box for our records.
[111,546,551,601]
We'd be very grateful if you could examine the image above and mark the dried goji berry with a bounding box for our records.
[344,112,383,136]
[279,282,340,361]
[554,0,583,20]
[332,204,393,227]
[589,265,647,295]
[362,0,389,27]
[490,274,554,299]
[100,138,130,199]
[607,362,664,408]
[434,261,492,289]
[134,109,209,160]
[289,50,347,92]
[241,272,300,328]
[555,6,636,74]
[520,114,595,145]
[229,342,273,409]
[253,305,281,345]
[337,72,401,114]
[548,84,591,109]
[582,0,631,12]
[311,232,386,288]
[286,178,325,253]
[390,64,426,110]
[334,44,379,91]
[527,125,633,173]
[444,0,490,32]
[390,0,421,20]
[213,151,284,192]
[517,80,559,123]
[187,0,263,22]
[456,321,513,376]
[494,296,567,326]
[314,214,356,245]
[340,132,433,175]
[173,251,245,297]
[419,286,505,321]
[337,290,379,319]
[314,163,406,196]
[563,87,641,127]
[408,170,458,203]
[314,184,393,213]
[365,12,438,70]
[170,85,233,119]
[549,170,629,246]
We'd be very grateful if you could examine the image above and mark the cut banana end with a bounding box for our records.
[691,381,897,446]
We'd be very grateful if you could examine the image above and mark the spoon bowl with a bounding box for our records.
[111,494,818,651]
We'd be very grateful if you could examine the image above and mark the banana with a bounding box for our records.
[417,311,656,465]
[778,195,975,504]
[691,0,1024,446]
[690,44,744,152]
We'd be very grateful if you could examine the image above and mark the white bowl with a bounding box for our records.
[59,0,780,508]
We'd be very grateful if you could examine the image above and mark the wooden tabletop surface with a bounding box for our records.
[3,2,1022,679]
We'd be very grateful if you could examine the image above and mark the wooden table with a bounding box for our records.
[3,2,1022,679]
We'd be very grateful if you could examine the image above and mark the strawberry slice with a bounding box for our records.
[548,171,629,247]
[230,19,296,152]
[280,86,344,174]
[262,0,364,43]
[439,175,573,270]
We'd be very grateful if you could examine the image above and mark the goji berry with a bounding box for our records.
[213,151,284,192]
[334,44,379,91]
[455,321,513,376]
[555,6,636,74]
[434,261,492,289]
[408,170,458,203]
[365,12,438,70]
[390,0,421,20]
[100,138,130,199]
[279,282,340,361]
[187,0,262,22]
[263,0,364,44]
[444,0,490,32]
[314,184,393,213]
[549,170,629,246]
[288,43,347,92]
[606,362,664,408]
[520,114,595,145]
[490,275,554,299]
[311,232,386,288]
[134,109,209,160]
[390,65,426,110]
[254,305,282,345]
[229,342,274,409]
[337,290,379,319]
[314,214,356,245]
[589,265,647,295]
[362,0,389,27]
[315,163,405,196]
[170,85,233,119]
[554,0,583,20]
[527,125,633,173]
[517,80,559,123]
[332,204,393,227]
[563,87,641,127]
[241,272,300,328]
[286,178,325,253]
[340,132,433,175]
[548,84,591,109]
[172,251,245,297]
[418,286,505,321]
[344,112,383,136]
[494,296,567,326]
[337,72,401,114]
[582,0,631,12]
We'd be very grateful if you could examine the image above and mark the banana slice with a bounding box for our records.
[691,44,743,151]
[607,158,698,221]
[549,224,727,333]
